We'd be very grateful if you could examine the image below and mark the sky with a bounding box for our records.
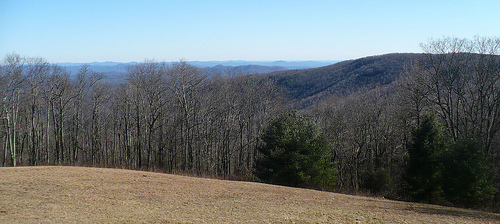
[1,0,499,63]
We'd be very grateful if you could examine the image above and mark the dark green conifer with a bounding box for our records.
[255,111,336,189]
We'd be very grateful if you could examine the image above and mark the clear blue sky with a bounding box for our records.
[1,0,499,63]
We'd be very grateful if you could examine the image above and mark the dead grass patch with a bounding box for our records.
[0,166,498,223]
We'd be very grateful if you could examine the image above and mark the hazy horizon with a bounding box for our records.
[1,1,499,63]
[58,59,341,65]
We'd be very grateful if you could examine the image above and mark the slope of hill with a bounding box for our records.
[0,166,498,223]
[265,53,423,107]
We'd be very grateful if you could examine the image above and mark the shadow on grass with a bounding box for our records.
[414,206,500,221]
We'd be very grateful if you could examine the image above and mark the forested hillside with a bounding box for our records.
[1,37,499,210]
[264,53,423,107]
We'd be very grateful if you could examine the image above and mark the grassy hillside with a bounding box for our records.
[0,166,498,223]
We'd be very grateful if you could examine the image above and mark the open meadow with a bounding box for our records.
[0,166,498,223]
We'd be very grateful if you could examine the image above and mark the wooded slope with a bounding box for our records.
[265,53,423,107]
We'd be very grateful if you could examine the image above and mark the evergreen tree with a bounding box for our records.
[442,138,495,207]
[255,111,336,189]
[405,114,447,203]
[406,114,496,207]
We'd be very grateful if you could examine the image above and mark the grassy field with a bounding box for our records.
[0,166,498,223]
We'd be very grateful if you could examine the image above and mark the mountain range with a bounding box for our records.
[61,60,339,83]
[62,54,422,105]
[60,60,338,69]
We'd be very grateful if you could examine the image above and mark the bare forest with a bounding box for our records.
[0,57,283,179]
[1,37,499,209]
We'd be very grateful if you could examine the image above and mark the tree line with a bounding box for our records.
[0,56,282,179]
[311,36,500,208]
[1,36,499,209]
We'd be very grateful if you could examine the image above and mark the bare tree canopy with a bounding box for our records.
[1,37,500,209]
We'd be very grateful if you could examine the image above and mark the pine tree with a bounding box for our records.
[255,111,336,189]
[405,114,446,203]
[442,138,495,207]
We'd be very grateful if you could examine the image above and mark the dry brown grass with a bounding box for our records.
[0,166,498,223]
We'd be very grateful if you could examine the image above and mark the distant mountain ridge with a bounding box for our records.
[208,64,287,75]
[60,60,338,69]
[189,60,339,69]
[60,54,425,102]
[63,63,290,83]
[61,60,339,83]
